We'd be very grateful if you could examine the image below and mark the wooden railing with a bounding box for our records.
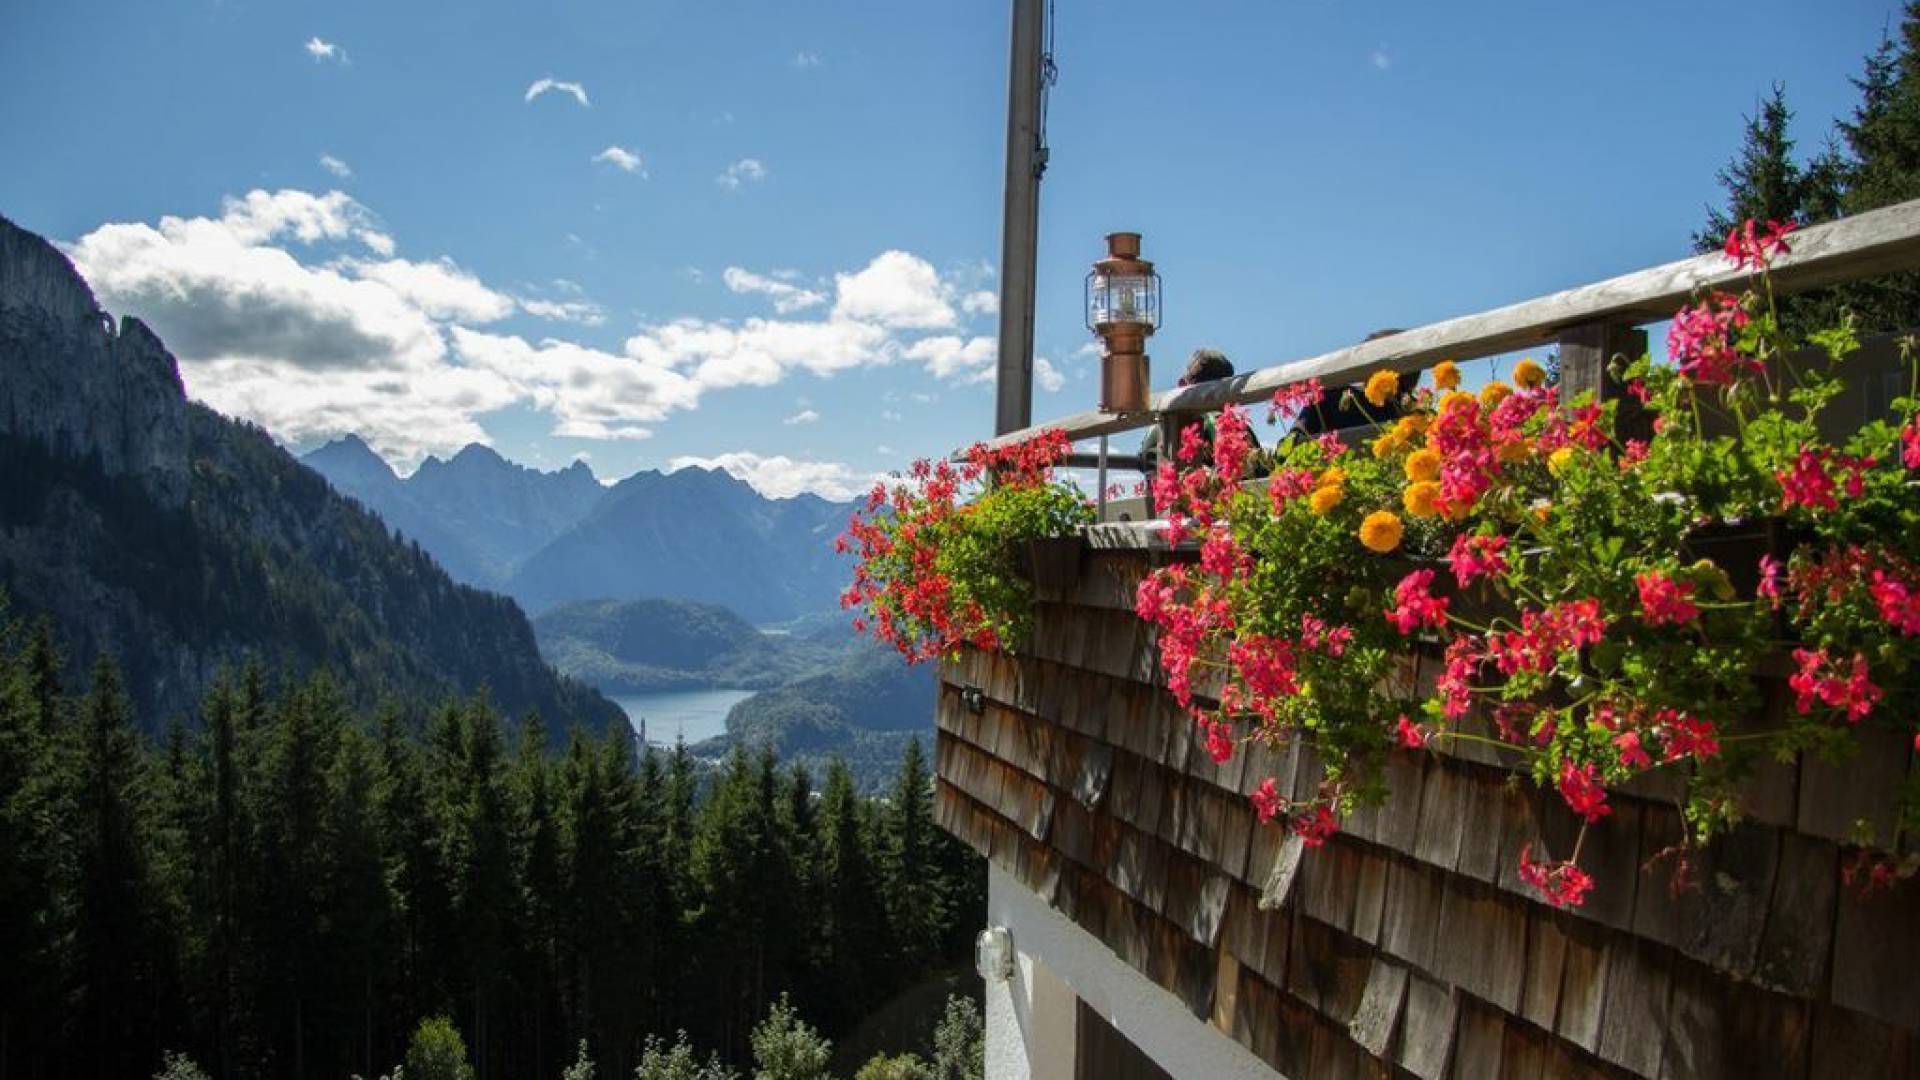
[979,197,1920,459]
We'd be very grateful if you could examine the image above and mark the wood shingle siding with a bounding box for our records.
[936,546,1920,1079]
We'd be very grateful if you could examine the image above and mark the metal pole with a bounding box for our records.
[994,0,1045,436]
[1095,434,1109,521]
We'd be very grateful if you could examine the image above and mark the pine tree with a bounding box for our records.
[1695,84,1825,252]
[511,713,564,1078]
[879,737,940,978]
[813,758,886,1031]
[0,608,64,1078]
[1836,10,1920,330]
[325,724,392,1078]
[69,655,158,1075]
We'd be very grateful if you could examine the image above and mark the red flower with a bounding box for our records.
[1437,635,1482,721]
[1448,533,1509,589]
[1789,648,1882,723]
[1758,554,1784,607]
[1612,730,1652,770]
[1659,711,1720,763]
[1557,760,1611,823]
[1250,777,1283,824]
[1778,449,1838,511]
[1723,218,1796,270]
[1266,378,1324,424]
[1386,569,1450,635]
[1204,720,1236,765]
[1667,291,1756,385]
[1636,571,1700,626]
[1289,804,1340,847]
[1394,714,1429,749]
[1869,569,1920,636]
[1519,843,1595,908]
[1903,420,1920,470]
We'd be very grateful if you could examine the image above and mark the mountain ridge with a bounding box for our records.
[0,213,619,733]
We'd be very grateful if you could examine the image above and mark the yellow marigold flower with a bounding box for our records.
[1479,381,1514,409]
[1404,447,1441,484]
[1318,466,1348,489]
[1364,369,1400,408]
[1403,413,1431,435]
[1403,481,1441,519]
[1432,360,1462,390]
[1359,510,1404,553]
[1495,437,1531,464]
[1372,432,1404,459]
[1309,486,1345,515]
[1440,391,1476,414]
[1547,446,1576,475]
[1514,357,1547,389]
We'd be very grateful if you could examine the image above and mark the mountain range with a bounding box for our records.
[0,214,619,733]
[305,437,852,623]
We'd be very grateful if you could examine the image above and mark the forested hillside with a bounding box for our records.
[0,215,616,733]
[0,606,982,1079]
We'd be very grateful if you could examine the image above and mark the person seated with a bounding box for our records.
[1137,349,1263,474]
[1294,328,1408,436]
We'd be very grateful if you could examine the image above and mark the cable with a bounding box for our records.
[1035,0,1057,179]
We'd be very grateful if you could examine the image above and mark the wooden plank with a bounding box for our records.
[973,196,1920,452]
[1808,1002,1911,1080]
[1753,830,1837,998]
[1411,760,1470,872]
[1373,750,1429,856]
[1596,937,1673,1077]
[1723,982,1812,1080]
[1521,907,1571,1032]
[1395,972,1459,1080]
[1796,725,1912,846]
[1432,877,1527,1015]
[1348,959,1410,1059]
[1379,860,1444,972]
[1453,999,1508,1080]
[1261,832,1307,911]
[1676,822,1779,978]
[1455,770,1509,883]
[1658,957,1728,1080]
[1830,869,1920,1031]
[1350,847,1390,945]
[1555,917,1611,1055]
[1212,948,1241,1036]
[1630,805,1686,950]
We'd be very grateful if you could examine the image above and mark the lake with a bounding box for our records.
[613,688,757,747]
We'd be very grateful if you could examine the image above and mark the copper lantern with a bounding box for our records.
[1085,232,1161,413]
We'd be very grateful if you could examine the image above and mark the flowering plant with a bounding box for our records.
[1139,220,1920,907]
[840,429,1093,663]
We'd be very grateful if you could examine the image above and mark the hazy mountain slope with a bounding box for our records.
[507,465,850,621]
[532,596,853,693]
[0,213,620,733]
[304,436,603,588]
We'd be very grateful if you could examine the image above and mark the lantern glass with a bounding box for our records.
[1085,271,1161,332]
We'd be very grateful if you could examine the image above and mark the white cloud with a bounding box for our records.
[453,328,698,441]
[593,146,646,175]
[519,297,606,325]
[345,256,516,323]
[623,314,892,390]
[305,37,345,63]
[723,266,826,314]
[63,188,1003,468]
[880,409,902,422]
[318,153,353,179]
[716,158,767,190]
[832,250,955,329]
[793,51,823,68]
[525,78,590,107]
[961,290,998,317]
[903,334,995,382]
[1370,46,1392,70]
[1035,356,1065,392]
[668,452,869,500]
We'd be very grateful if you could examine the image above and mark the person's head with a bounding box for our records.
[1181,349,1234,387]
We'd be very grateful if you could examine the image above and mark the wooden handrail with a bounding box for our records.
[976,197,1920,453]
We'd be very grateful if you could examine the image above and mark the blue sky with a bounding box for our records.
[0,0,1903,498]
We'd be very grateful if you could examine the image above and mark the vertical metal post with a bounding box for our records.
[994,0,1046,436]
[1095,434,1109,520]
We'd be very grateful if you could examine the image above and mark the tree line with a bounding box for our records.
[0,601,982,1080]
[1698,2,1920,332]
